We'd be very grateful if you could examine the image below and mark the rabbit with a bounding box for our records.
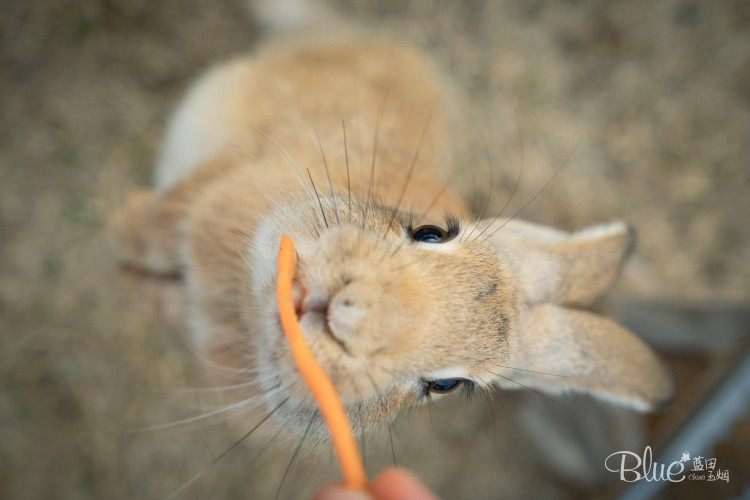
[109,5,673,442]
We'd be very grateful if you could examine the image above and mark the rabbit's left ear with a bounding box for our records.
[482,219,635,307]
[494,303,673,411]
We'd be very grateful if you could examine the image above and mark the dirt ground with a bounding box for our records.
[1,1,748,499]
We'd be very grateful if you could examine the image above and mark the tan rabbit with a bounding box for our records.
[109,9,673,441]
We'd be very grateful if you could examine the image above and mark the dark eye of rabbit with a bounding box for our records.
[424,378,464,394]
[411,225,448,243]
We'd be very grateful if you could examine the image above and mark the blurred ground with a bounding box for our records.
[1,1,748,499]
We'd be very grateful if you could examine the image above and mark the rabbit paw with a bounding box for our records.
[109,189,180,275]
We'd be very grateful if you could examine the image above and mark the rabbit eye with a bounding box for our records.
[410,225,448,243]
[424,378,464,394]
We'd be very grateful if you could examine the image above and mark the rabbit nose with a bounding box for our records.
[328,286,366,342]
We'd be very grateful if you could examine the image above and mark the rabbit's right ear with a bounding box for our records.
[482,219,635,307]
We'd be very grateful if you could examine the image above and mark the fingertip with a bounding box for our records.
[369,468,437,500]
[313,483,373,500]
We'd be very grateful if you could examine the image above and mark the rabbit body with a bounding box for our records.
[110,34,672,438]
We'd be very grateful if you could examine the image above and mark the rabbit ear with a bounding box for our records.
[494,304,673,412]
[482,219,635,307]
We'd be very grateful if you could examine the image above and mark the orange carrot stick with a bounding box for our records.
[276,235,367,490]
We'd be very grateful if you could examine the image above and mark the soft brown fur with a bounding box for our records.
[110,32,672,439]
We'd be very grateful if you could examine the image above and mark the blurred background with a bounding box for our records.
[1,0,748,498]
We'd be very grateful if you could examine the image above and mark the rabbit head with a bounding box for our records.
[249,193,673,438]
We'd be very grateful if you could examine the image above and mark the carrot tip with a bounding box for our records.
[276,235,367,490]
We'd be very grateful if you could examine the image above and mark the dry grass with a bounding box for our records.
[1,1,748,499]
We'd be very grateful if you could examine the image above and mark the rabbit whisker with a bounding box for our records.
[471,113,525,242]
[274,417,314,500]
[474,374,499,444]
[306,167,329,230]
[493,364,573,378]
[383,113,433,237]
[342,120,353,224]
[366,95,387,211]
[315,128,341,226]
[480,135,581,244]
[461,134,494,242]
[254,126,322,219]
[487,370,587,423]
[387,424,398,467]
[171,379,260,394]
[133,383,287,433]
[359,429,367,470]
[164,396,289,500]
[425,396,435,428]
